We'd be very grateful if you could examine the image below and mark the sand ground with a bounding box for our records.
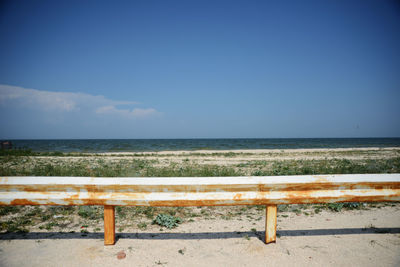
[1,206,399,267]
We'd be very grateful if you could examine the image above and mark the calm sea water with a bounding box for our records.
[8,138,400,152]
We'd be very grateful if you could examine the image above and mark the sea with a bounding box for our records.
[7,138,400,153]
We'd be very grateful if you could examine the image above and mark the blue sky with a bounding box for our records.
[0,0,399,139]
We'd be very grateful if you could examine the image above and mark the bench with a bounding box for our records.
[1,174,399,245]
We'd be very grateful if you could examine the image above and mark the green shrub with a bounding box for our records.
[152,213,182,229]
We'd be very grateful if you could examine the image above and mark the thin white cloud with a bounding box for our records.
[0,84,159,118]
[96,105,159,118]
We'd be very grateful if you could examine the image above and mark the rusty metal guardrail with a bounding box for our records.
[1,174,399,245]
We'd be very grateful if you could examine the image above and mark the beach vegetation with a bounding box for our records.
[0,206,20,216]
[78,206,100,220]
[137,222,148,230]
[152,213,182,229]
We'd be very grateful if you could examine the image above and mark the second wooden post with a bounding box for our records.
[104,205,115,245]
[265,205,277,244]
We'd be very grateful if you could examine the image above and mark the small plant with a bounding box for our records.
[1,221,28,233]
[291,208,301,214]
[153,214,182,229]
[144,207,155,219]
[116,206,126,218]
[0,206,20,216]
[327,203,344,212]
[343,202,361,210]
[252,170,264,176]
[278,205,289,212]
[137,222,147,230]
[43,222,58,230]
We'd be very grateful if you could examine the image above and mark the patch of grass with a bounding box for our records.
[277,205,289,212]
[116,206,126,218]
[0,158,152,177]
[0,214,34,232]
[0,206,20,216]
[54,206,76,216]
[291,208,301,214]
[342,202,361,210]
[130,207,155,219]
[26,207,42,217]
[2,154,399,178]
[0,221,29,233]
[145,164,240,177]
[137,222,148,230]
[41,214,51,222]
[221,211,234,220]
[78,206,100,220]
[307,202,365,213]
[40,222,58,230]
[251,158,400,176]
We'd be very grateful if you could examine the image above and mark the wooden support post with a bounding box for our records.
[265,205,277,244]
[104,205,115,245]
